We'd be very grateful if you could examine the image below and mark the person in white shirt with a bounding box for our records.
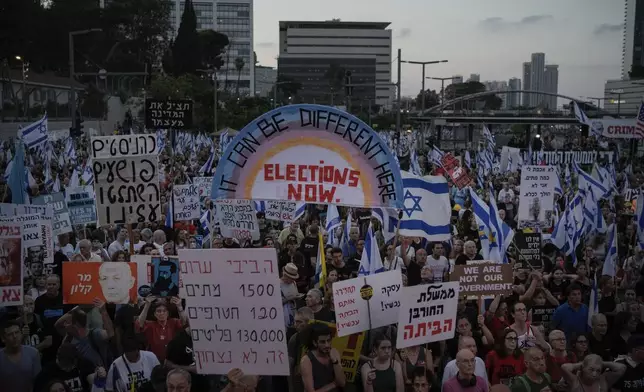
[77,239,103,262]
[57,233,75,259]
[108,228,128,258]
[106,334,160,392]
[496,183,514,204]
[383,244,405,273]
[395,237,416,260]
[153,230,167,254]
[441,336,488,387]
[426,242,450,282]
[125,229,147,253]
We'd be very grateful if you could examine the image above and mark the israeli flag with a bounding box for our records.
[165,200,173,228]
[81,164,94,185]
[573,161,608,200]
[588,276,599,328]
[19,114,49,149]
[464,150,471,169]
[254,201,266,212]
[358,223,384,276]
[371,207,398,244]
[636,193,644,250]
[324,204,342,236]
[602,223,618,277]
[52,176,61,193]
[410,149,423,176]
[219,130,231,154]
[199,147,215,174]
[428,146,444,167]
[488,187,514,263]
[398,172,451,241]
[291,202,306,222]
[468,188,492,259]
[340,210,353,256]
[551,204,575,257]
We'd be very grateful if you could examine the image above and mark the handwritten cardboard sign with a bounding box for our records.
[396,282,458,349]
[515,232,542,268]
[332,270,403,337]
[173,184,200,221]
[450,263,513,297]
[178,248,288,376]
[215,200,260,241]
[0,224,23,306]
[32,192,72,235]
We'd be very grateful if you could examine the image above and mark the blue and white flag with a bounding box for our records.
[293,202,306,221]
[602,223,618,277]
[428,146,444,167]
[81,164,94,185]
[469,188,491,259]
[573,161,608,200]
[410,149,423,176]
[254,201,266,212]
[464,150,471,169]
[398,172,451,241]
[219,129,231,154]
[488,187,514,263]
[199,147,215,174]
[52,176,61,193]
[358,223,385,276]
[554,169,563,197]
[371,207,398,244]
[551,203,575,258]
[325,204,341,245]
[340,210,353,256]
[588,276,599,328]
[165,200,174,228]
[19,114,49,149]
[9,142,26,204]
[636,193,644,250]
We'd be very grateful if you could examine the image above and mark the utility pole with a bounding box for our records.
[396,48,402,135]
[400,59,448,111]
[69,29,102,127]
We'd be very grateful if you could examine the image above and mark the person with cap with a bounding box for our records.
[280,263,302,328]
[34,342,96,392]
[611,334,644,392]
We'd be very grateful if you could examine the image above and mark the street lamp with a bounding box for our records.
[401,59,448,111]
[69,28,102,123]
[427,76,456,109]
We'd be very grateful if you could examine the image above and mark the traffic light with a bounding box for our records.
[22,61,29,80]
[344,70,352,97]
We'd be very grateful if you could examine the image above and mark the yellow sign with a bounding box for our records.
[300,320,365,382]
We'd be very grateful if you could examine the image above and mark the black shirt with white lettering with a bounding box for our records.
[34,360,93,392]
[614,357,644,392]
[166,330,208,392]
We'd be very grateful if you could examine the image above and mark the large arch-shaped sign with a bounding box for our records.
[211,104,404,208]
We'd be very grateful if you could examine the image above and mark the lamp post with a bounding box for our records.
[15,56,29,117]
[427,76,455,109]
[400,59,448,111]
[69,29,102,123]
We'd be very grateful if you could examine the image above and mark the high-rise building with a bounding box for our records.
[507,78,521,109]
[522,62,531,107]
[468,74,480,82]
[530,53,545,106]
[255,65,276,97]
[278,20,393,109]
[452,75,464,84]
[168,0,254,96]
[623,0,643,79]
[544,65,559,110]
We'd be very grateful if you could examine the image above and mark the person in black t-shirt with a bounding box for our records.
[35,274,73,363]
[328,248,353,281]
[34,342,94,392]
[299,225,320,266]
[454,240,484,265]
[614,335,644,392]
[17,294,51,353]
[166,327,209,392]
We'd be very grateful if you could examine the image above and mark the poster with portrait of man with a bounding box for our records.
[62,262,138,304]
[0,224,23,306]
[150,256,179,297]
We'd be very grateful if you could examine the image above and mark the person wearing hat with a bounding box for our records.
[613,335,644,392]
[280,263,303,328]
[34,342,96,392]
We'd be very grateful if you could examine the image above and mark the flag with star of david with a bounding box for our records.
[18,114,49,149]
[397,171,451,241]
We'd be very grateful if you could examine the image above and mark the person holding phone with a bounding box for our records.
[361,334,404,392]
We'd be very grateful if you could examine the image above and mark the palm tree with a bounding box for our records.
[234,57,245,97]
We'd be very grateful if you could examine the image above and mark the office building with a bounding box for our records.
[530,53,545,107]
[622,0,643,79]
[468,74,480,82]
[507,77,521,109]
[543,65,559,110]
[255,65,276,97]
[278,20,393,109]
[168,0,254,96]
[604,79,641,115]
[452,75,464,84]
[522,62,531,106]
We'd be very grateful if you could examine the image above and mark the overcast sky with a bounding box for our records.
[254,0,623,100]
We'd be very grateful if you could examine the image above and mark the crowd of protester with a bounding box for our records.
[1,130,644,392]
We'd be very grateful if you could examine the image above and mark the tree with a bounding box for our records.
[172,0,200,76]
[274,75,302,101]
[234,57,245,97]
[415,89,440,110]
[198,30,229,70]
[444,81,502,110]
